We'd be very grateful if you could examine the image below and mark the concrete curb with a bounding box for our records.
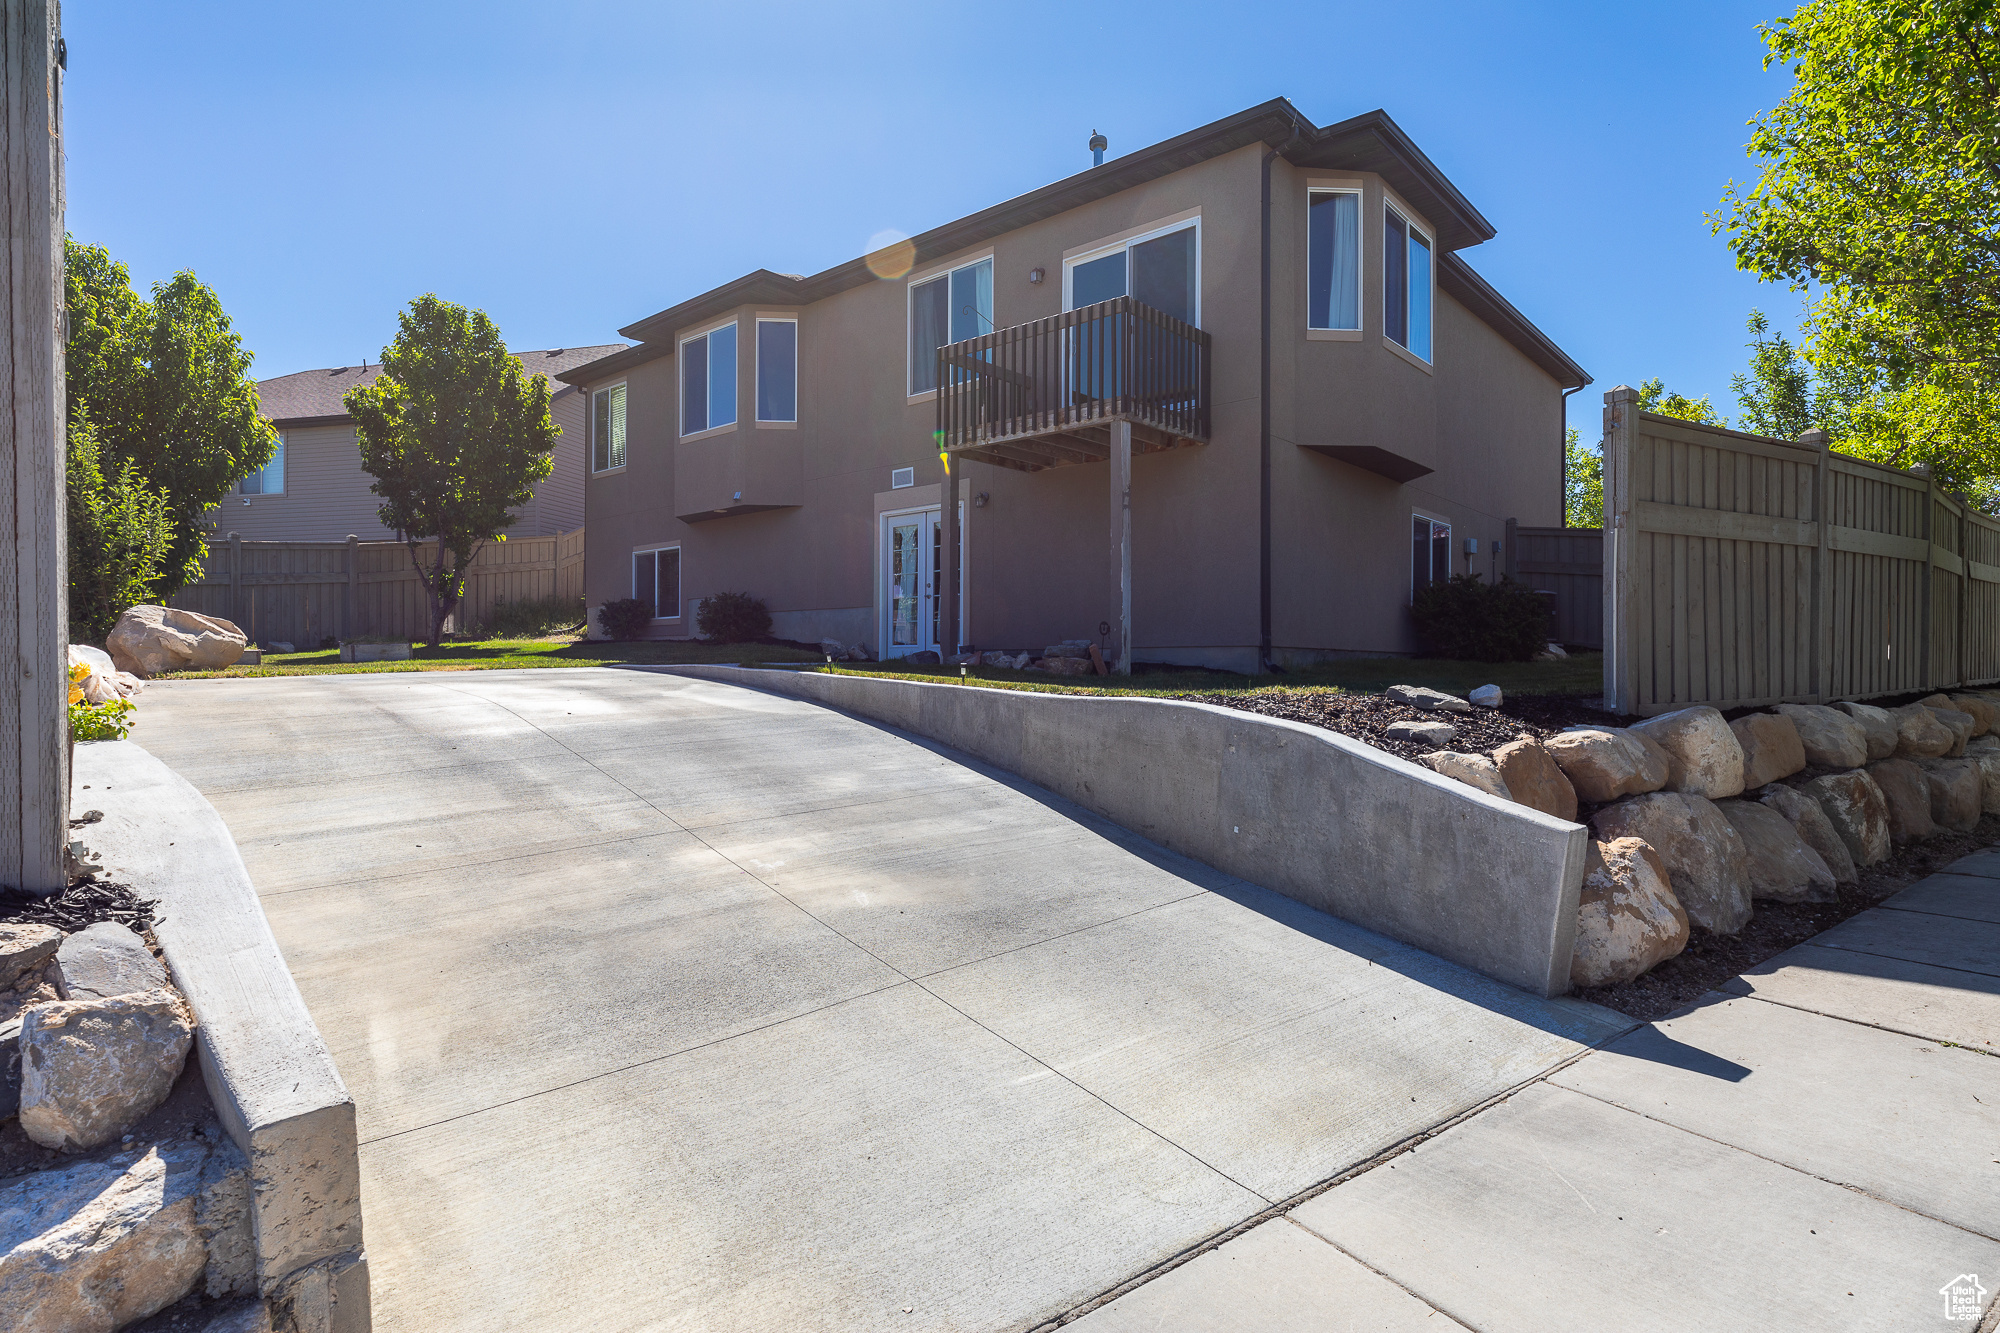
[652,667,1589,997]
[74,741,368,1333]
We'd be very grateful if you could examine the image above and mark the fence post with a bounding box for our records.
[1601,386,1640,713]
[344,535,358,641]
[1803,429,1831,702]
[228,532,242,628]
[1917,466,1936,689]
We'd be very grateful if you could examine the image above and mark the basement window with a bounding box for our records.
[1412,515,1451,600]
[633,545,682,620]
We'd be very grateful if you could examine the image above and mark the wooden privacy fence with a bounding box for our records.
[1601,385,2000,716]
[169,527,585,646]
[1504,520,1603,649]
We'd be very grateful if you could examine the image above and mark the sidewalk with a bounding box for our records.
[1068,850,2000,1332]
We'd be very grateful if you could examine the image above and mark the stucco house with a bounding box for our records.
[216,345,625,542]
[559,100,1588,672]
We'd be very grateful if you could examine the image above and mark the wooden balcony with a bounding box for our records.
[935,296,1211,472]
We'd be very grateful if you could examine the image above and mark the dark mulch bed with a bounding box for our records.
[1173,688,1620,764]
[0,878,158,934]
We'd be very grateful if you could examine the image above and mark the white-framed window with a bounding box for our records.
[680,321,738,436]
[1384,204,1434,362]
[591,383,627,472]
[756,318,797,423]
[890,467,914,489]
[908,256,993,396]
[1412,514,1452,600]
[1064,217,1199,326]
[634,545,682,620]
[1307,190,1361,331]
[239,433,284,495]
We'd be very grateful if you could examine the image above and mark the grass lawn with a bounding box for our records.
[162,637,821,679]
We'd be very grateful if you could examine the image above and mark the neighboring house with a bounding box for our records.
[215,345,627,542]
[560,100,1588,671]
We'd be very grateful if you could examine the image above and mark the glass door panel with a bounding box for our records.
[890,520,924,648]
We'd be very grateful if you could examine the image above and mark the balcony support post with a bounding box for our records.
[1111,418,1132,675]
[938,450,960,658]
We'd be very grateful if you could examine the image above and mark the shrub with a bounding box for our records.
[65,412,173,643]
[486,594,585,639]
[1410,574,1551,662]
[697,591,772,643]
[597,598,652,641]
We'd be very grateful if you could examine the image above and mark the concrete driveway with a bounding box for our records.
[137,668,1628,1332]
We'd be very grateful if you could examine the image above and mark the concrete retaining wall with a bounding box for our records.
[656,667,1589,997]
[75,741,368,1333]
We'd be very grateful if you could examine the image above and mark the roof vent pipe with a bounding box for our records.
[1089,130,1107,167]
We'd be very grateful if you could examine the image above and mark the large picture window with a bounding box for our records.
[908,257,993,395]
[756,319,797,423]
[1412,515,1452,600]
[633,546,682,620]
[1384,205,1434,362]
[1307,190,1360,331]
[592,384,626,472]
[238,433,284,495]
[681,322,738,436]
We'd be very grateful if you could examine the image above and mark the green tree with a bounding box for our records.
[1731,310,1818,440]
[65,409,175,642]
[345,296,559,646]
[1636,377,1726,427]
[1564,427,1603,528]
[64,238,276,595]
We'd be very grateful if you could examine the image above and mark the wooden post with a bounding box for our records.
[1,0,67,895]
[1919,466,1936,690]
[1803,429,1831,702]
[344,534,358,642]
[228,531,242,628]
[1111,418,1132,675]
[1601,387,1639,714]
[936,451,959,657]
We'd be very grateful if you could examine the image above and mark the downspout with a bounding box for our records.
[1260,147,1276,673]
[1560,384,1583,526]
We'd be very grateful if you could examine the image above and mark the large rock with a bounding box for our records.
[0,923,62,989]
[1,1016,20,1120]
[1868,758,1937,843]
[1418,751,1511,800]
[1888,703,1955,759]
[1728,712,1807,788]
[1386,718,1457,745]
[1971,749,2000,814]
[205,1303,274,1333]
[53,921,168,1001]
[1773,704,1869,769]
[1803,770,1892,866]
[18,989,195,1151]
[1834,702,1899,761]
[1591,792,1754,935]
[1493,737,1578,822]
[1469,684,1503,708]
[106,606,247,678]
[1570,837,1690,988]
[1756,782,1858,884]
[1543,727,1672,803]
[1716,799,1837,903]
[1949,694,1998,736]
[1931,707,1975,756]
[0,1134,252,1331]
[1631,706,1746,799]
[1387,684,1470,714]
[1919,757,1983,832]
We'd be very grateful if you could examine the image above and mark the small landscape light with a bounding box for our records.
[960,663,968,683]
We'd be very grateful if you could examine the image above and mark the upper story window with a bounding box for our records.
[908,257,992,396]
[592,384,627,472]
[1384,205,1433,362]
[756,318,798,423]
[1065,218,1198,325]
[239,433,284,495]
[680,321,738,436]
[1306,190,1361,331]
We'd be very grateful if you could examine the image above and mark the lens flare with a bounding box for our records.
[864,230,917,281]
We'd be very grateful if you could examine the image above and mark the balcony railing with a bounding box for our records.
[935,296,1212,472]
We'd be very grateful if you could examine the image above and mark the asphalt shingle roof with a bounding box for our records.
[255,345,628,424]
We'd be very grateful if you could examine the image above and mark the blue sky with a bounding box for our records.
[67,1,1799,439]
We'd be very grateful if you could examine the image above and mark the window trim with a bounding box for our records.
[632,542,684,622]
[905,251,996,400]
[590,382,628,474]
[1305,186,1363,337]
[1060,213,1203,326]
[678,317,740,439]
[239,431,285,495]
[1382,199,1435,366]
[1411,511,1452,603]
[754,315,799,427]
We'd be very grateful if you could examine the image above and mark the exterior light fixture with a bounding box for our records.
[975,492,989,508]
[1029,267,1045,285]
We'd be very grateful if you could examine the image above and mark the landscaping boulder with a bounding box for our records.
[1931,707,1975,756]
[18,989,195,1151]
[1756,782,1858,884]
[1418,751,1512,800]
[1570,837,1689,988]
[1033,655,1094,676]
[1949,694,1999,735]
[1493,737,1578,822]
[1,1016,21,1121]
[1632,706,1746,798]
[1469,684,1503,708]
[1888,703,1955,760]
[1803,770,1892,866]
[1729,712,1807,787]
[1970,749,2000,815]
[1591,791,1753,935]
[1387,718,1457,745]
[53,921,167,1001]
[1716,799,1837,903]
[0,924,62,989]
[1543,727,1672,803]
[1867,758,1936,843]
[0,1134,253,1331]
[106,606,247,678]
[1834,701,1899,761]
[204,1303,274,1333]
[1774,704,1870,769]
[1387,684,1470,714]
[1918,757,1983,832]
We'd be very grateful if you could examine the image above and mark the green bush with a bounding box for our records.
[597,598,652,641]
[486,594,585,638]
[66,412,173,643]
[1410,575,1552,662]
[697,591,772,643]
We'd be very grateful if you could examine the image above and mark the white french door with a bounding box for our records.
[881,506,963,658]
